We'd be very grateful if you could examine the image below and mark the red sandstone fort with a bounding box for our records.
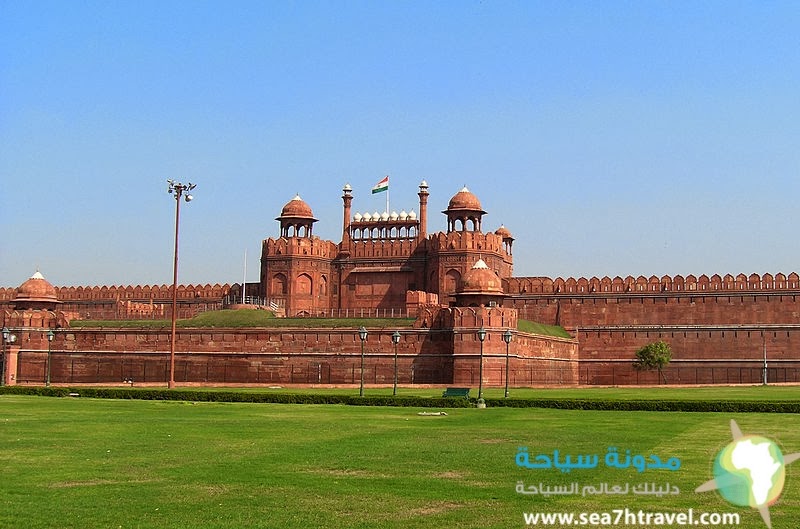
[2,182,799,387]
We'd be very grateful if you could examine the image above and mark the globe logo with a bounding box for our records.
[697,420,800,529]
[713,435,784,508]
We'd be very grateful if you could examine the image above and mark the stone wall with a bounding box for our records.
[509,292,800,328]
[505,272,800,295]
[9,324,578,387]
[576,325,800,385]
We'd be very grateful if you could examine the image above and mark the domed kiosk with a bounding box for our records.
[276,195,318,238]
[13,271,60,311]
[494,225,514,254]
[443,186,487,233]
[454,259,506,307]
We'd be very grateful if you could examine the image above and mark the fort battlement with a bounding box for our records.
[0,283,233,303]
[262,236,338,259]
[343,237,423,259]
[505,272,800,295]
[429,230,507,255]
[3,183,799,387]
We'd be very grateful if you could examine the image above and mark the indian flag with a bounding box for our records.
[371,176,389,194]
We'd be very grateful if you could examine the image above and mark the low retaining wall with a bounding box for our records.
[8,326,579,387]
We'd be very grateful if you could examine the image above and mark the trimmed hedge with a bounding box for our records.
[0,386,472,408]
[483,398,800,413]
[1,386,798,412]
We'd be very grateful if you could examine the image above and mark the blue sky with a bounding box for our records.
[1,1,798,287]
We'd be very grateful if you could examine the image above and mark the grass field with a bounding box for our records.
[2,394,799,529]
[67,310,570,338]
[68,311,416,329]
[161,385,800,401]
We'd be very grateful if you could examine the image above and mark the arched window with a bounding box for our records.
[272,273,288,296]
[445,269,461,294]
[296,273,312,295]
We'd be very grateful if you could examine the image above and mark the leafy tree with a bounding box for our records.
[633,340,672,384]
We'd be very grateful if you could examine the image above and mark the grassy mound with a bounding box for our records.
[70,310,415,329]
[517,319,572,338]
[70,311,570,336]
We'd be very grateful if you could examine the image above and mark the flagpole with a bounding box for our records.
[386,179,390,213]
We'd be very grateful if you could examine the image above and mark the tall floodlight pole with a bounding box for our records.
[503,329,513,398]
[46,330,55,387]
[391,330,401,396]
[242,248,247,304]
[477,327,487,399]
[358,326,368,397]
[167,180,196,389]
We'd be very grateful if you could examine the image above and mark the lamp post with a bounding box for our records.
[46,330,55,387]
[763,334,768,386]
[502,329,513,398]
[391,330,401,396]
[1,327,17,386]
[166,180,196,389]
[358,326,368,396]
[477,326,487,399]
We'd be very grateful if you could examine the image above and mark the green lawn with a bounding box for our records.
[69,311,416,329]
[1,395,799,528]
[517,319,572,338]
[67,311,570,338]
[67,384,800,402]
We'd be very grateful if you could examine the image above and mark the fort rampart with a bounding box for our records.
[7,323,578,387]
[2,271,798,387]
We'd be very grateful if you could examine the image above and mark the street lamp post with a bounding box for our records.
[46,330,55,387]
[391,330,401,396]
[166,180,196,389]
[358,326,368,397]
[1,327,17,386]
[502,329,513,398]
[477,327,487,399]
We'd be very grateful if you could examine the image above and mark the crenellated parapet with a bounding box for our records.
[428,230,507,254]
[505,272,800,295]
[346,238,421,259]
[450,306,518,330]
[30,283,233,302]
[2,309,69,329]
[262,236,338,259]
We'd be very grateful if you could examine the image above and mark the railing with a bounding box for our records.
[222,295,271,308]
[293,308,411,319]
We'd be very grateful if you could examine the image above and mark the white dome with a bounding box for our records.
[408,210,417,220]
[372,211,380,219]
[363,212,372,221]
[390,211,399,220]
[353,213,362,222]
[380,211,389,221]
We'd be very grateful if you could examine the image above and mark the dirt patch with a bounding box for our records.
[432,470,468,480]
[49,478,157,488]
[479,438,509,444]
[305,467,390,478]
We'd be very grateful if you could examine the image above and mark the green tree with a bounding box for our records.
[633,340,672,384]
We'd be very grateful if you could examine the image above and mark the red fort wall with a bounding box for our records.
[2,269,798,387]
[504,272,800,385]
[10,324,578,387]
